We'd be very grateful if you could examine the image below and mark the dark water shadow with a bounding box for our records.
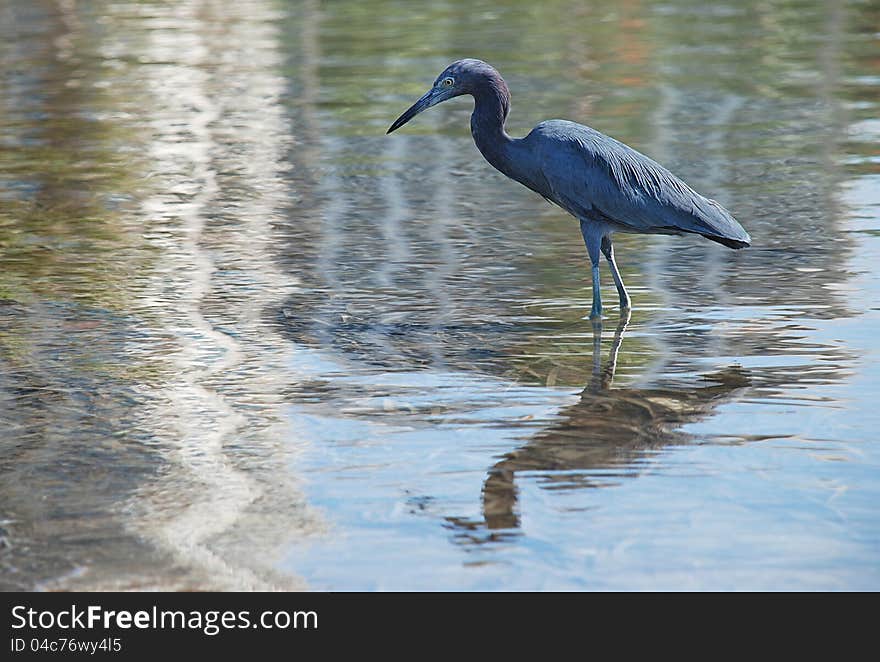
[444,312,757,543]
[277,303,549,373]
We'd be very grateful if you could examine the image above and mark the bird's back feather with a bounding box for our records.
[520,120,750,248]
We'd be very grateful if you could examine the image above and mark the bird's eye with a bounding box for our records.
[442,78,454,87]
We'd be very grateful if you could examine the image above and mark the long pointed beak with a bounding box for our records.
[387,88,446,134]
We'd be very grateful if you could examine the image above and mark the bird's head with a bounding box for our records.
[387,59,506,134]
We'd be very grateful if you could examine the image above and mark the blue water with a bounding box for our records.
[0,0,878,590]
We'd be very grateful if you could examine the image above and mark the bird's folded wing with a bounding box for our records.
[533,123,748,244]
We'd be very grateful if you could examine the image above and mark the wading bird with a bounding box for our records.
[387,59,750,319]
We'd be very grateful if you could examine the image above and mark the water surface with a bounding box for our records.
[1,0,878,590]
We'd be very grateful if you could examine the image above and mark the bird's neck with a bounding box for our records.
[470,78,514,175]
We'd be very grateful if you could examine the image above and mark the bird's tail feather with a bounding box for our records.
[702,233,750,249]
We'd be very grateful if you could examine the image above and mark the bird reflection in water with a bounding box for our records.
[446,313,751,543]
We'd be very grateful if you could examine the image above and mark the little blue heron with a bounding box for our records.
[387,59,750,319]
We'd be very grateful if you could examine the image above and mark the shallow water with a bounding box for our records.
[1,0,878,591]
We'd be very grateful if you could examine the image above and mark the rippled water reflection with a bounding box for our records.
[1,0,878,590]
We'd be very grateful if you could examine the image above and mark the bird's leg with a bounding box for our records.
[601,236,631,311]
[590,262,602,320]
[581,222,603,320]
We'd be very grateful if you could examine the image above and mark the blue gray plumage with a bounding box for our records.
[387,59,750,319]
